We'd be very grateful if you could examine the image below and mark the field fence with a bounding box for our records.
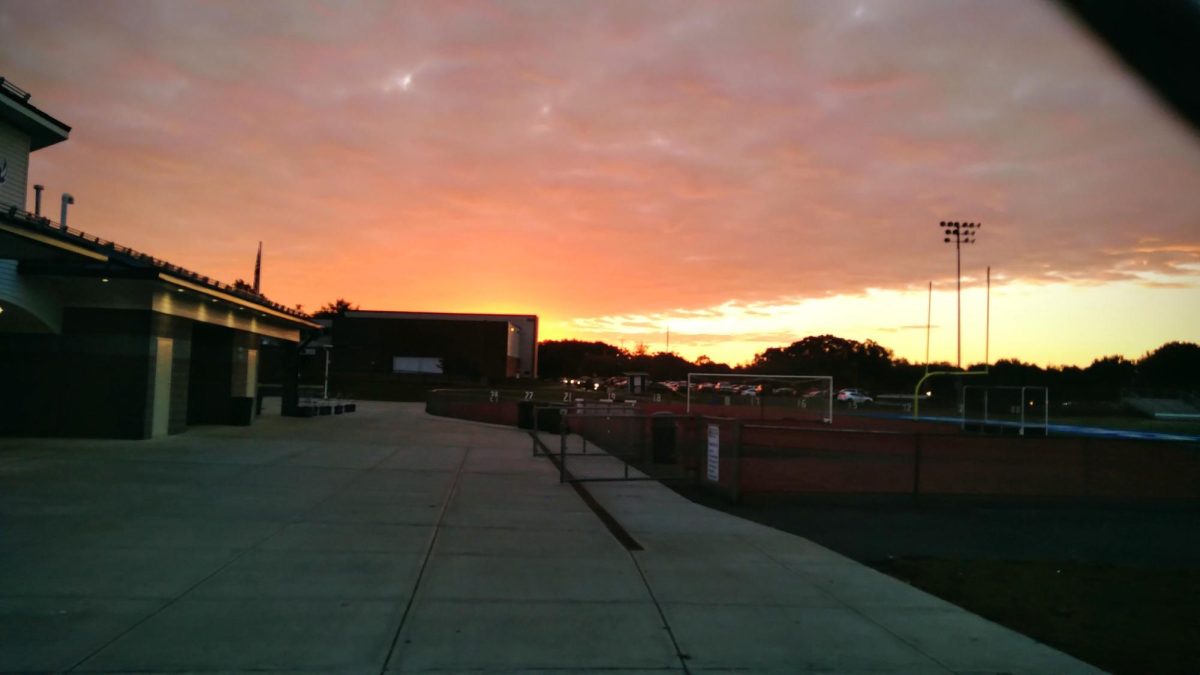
[429,388,1200,503]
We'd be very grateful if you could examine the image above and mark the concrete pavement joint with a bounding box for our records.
[630,552,694,675]
[379,442,472,674]
[530,432,644,551]
[531,432,694,673]
[60,439,411,673]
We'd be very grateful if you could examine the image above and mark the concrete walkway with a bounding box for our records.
[0,402,1103,674]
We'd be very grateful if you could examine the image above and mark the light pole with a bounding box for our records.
[940,221,980,369]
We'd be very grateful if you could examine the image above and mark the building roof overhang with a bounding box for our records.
[0,206,320,330]
[0,78,70,150]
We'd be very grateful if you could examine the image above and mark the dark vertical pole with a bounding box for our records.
[559,409,567,483]
[925,281,932,374]
[730,420,742,504]
[956,234,962,370]
[912,433,923,506]
[281,341,299,417]
[255,337,264,417]
[985,266,991,367]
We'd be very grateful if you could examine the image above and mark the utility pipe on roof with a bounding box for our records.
[60,193,74,229]
[34,184,43,216]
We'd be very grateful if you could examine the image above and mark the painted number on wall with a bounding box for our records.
[489,390,499,403]
[524,391,534,401]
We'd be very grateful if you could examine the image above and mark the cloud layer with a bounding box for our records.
[2,0,1197,362]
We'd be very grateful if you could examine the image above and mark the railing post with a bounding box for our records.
[559,409,568,483]
[912,432,923,506]
[730,420,742,504]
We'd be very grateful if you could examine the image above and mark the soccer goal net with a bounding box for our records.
[962,385,1049,436]
[686,373,833,423]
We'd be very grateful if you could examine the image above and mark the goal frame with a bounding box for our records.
[962,385,1049,436]
[685,372,833,424]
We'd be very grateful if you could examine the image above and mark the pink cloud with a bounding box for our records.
[0,0,1196,328]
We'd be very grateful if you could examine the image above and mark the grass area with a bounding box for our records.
[670,482,1200,675]
[873,558,1200,675]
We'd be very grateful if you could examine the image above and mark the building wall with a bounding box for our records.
[328,316,511,398]
[151,313,193,435]
[0,308,154,438]
[0,257,60,332]
[333,317,510,380]
[0,308,265,438]
[345,311,538,377]
[186,322,258,425]
[0,123,30,210]
[187,322,233,424]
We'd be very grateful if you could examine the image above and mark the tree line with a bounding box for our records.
[538,336,1200,402]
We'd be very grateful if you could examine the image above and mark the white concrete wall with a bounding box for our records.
[0,257,61,332]
[151,337,174,437]
[0,123,30,211]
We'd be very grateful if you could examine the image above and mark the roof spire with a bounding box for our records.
[253,241,262,294]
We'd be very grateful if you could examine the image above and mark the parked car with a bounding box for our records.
[837,388,873,404]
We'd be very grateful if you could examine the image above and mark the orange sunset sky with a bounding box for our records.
[2,1,1197,367]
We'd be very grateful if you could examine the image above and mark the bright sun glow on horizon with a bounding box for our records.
[542,276,1200,368]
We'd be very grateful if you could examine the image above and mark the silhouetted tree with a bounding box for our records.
[534,336,1195,403]
[538,340,627,378]
[629,351,695,381]
[692,354,734,373]
[313,298,358,318]
[1137,341,1200,390]
[747,335,894,388]
[987,359,1046,386]
[1081,355,1136,399]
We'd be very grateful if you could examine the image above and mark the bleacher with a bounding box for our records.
[1124,397,1200,420]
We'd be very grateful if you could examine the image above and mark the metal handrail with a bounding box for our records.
[0,77,32,101]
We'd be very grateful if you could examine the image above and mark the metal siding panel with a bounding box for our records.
[0,124,30,210]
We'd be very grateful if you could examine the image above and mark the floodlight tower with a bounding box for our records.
[940,221,980,369]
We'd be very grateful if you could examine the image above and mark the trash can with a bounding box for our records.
[536,405,566,434]
[230,397,255,426]
[517,400,535,430]
[651,411,676,463]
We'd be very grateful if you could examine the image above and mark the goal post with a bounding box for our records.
[962,385,1049,436]
[686,373,833,423]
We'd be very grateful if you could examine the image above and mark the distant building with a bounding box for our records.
[326,310,538,397]
[0,77,319,438]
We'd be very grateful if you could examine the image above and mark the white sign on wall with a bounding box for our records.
[392,356,443,374]
[706,424,720,482]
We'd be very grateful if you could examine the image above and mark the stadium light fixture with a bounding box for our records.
[939,221,981,369]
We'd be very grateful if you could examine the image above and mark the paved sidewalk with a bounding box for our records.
[0,402,1103,673]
